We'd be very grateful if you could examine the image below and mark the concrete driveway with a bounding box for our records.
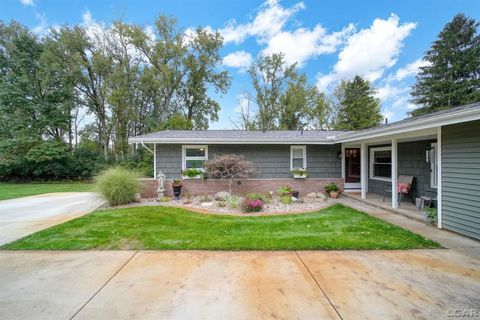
[0,192,104,245]
[0,250,478,320]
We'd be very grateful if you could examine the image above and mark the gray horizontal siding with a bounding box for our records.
[155,143,341,179]
[442,120,480,240]
[368,140,437,200]
[156,144,182,179]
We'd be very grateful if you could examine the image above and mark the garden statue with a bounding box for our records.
[157,171,166,198]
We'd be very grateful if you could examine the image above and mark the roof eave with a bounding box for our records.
[337,107,480,143]
[128,138,337,145]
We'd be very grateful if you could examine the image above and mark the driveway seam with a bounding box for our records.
[69,250,139,320]
[295,251,343,320]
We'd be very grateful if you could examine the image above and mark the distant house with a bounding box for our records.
[129,103,480,240]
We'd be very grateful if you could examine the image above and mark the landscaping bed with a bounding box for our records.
[105,193,331,215]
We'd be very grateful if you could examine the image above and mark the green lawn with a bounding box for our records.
[0,182,94,201]
[2,204,440,250]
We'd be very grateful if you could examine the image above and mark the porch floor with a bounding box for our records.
[345,192,424,221]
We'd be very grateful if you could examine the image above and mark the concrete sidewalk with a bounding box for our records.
[0,250,478,320]
[336,197,480,261]
[0,192,104,245]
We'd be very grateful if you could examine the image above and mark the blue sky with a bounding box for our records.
[2,0,479,129]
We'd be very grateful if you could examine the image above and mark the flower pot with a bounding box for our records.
[329,191,339,199]
[172,185,182,200]
[280,194,292,204]
[293,174,307,179]
[291,191,299,199]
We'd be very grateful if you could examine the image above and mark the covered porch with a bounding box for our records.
[340,126,441,225]
[346,192,424,221]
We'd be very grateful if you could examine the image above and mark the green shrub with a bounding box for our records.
[245,193,267,201]
[226,195,242,209]
[96,167,140,206]
[159,196,172,202]
[424,207,437,224]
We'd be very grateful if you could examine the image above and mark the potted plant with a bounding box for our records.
[181,168,204,179]
[278,185,293,204]
[291,168,307,179]
[172,179,183,200]
[324,183,339,198]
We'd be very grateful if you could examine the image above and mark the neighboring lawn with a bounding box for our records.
[0,182,94,201]
[2,204,440,250]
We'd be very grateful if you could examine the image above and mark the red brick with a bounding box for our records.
[139,178,344,199]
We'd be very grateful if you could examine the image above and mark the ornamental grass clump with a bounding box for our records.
[96,167,140,206]
[243,198,264,213]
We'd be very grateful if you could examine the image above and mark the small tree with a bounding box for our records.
[204,154,256,194]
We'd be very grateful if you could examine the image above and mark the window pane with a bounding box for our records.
[186,159,204,169]
[374,163,391,178]
[374,150,391,163]
[292,148,304,158]
[186,147,205,157]
[292,159,304,169]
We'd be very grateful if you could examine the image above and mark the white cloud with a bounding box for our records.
[262,24,354,66]
[20,0,34,6]
[219,0,305,45]
[375,83,409,101]
[389,58,430,82]
[317,14,416,91]
[223,51,253,71]
[32,13,48,35]
[82,10,94,26]
[392,96,417,110]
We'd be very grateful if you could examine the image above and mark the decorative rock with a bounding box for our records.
[306,192,317,198]
[201,201,214,208]
[316,193,327,200]
[134,193,141,202]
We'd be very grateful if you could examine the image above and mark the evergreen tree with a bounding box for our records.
[410,14,480,116]
[333,75,383,130]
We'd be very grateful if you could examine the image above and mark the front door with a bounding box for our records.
[345,148,361,189]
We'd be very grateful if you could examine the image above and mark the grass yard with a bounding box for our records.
[2,204,440,250]
[0,182,94,201]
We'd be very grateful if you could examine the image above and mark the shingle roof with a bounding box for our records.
[129,129,350,144]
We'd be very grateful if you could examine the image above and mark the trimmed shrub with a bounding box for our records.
[96,167,140,206]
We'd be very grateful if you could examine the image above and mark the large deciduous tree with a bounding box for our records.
[410,14,480,116]
[333,75,383,130]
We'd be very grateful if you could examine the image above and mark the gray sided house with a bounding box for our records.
[130,103,480,240]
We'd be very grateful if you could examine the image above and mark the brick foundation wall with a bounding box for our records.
[139,178,344,199]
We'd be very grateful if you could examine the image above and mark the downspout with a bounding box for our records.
[140,142,154,155]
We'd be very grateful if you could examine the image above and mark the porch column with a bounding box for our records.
[341,143,345,180]
[360,142,367,199]
[437,127,442,229]
[153,143,157,178]
[391,139,398,209]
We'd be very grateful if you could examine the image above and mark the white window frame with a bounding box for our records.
[182,145,208,170]
[370,146,392,182]
[430,142,438,188]
[290,145,307,170]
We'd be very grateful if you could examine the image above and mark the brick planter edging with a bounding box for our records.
[139,178,344,199]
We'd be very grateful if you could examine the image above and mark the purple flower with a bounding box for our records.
[244,199,264,212]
